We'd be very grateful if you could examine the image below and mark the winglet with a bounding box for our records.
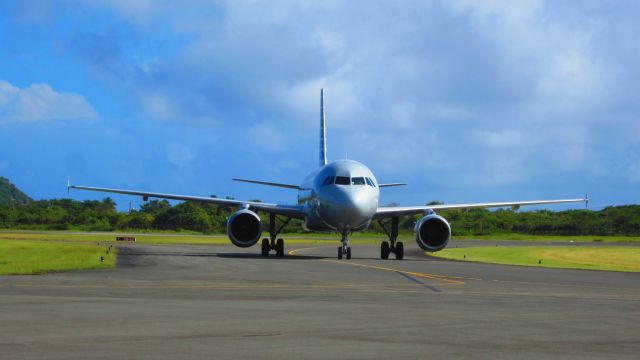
[67,179,71,194]
[585,193,589,208]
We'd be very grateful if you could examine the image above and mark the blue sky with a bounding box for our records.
[1,0,638,211]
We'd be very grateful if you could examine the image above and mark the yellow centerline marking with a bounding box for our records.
[288,245,467,285]
[287,246,325,256]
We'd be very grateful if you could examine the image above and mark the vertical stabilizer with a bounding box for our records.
[319,88,327,167]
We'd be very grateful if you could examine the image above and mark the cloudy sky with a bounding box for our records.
[1,0,638,210]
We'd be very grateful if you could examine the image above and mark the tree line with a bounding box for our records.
[0,198,638,236]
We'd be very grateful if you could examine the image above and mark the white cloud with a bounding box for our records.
[470,130,537,149]
[247,124,286,153]
[0,81,97,123]
[166,143,195,168]
[42,1,640,192]
[140,91,178,121]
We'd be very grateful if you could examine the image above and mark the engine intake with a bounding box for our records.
[415,214,451,252]
[227,209,263,248]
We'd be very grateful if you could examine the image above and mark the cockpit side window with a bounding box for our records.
[335,176,350,185]
[322,176,335,186]
[351,177,365,185]
[365,177,376,187]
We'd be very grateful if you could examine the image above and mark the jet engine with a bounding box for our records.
[227,209,263,248]
[414,214,451,252]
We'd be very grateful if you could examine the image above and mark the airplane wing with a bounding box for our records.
[374,197,588,219]
[68,183,305,219]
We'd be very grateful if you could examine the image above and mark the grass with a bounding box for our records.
[0,240,117,275]
[0,230,387,245]
[451,233,640,243]
[431,246,640,272]
[1,230,638,245]
[1,230,639,273]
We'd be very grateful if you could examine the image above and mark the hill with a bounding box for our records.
[0,177,32,205]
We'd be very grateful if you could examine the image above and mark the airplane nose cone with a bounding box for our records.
[318,188,376,229]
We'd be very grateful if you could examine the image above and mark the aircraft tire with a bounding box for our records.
[381,241,390,259]
[261,238,270,257]
[276,238,284,257]
[395,242,404,260]
[346,247,351,260]
[338,247,343,260]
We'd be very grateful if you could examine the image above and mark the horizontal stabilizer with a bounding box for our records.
[379,183,407,188]
[232,178,301,190]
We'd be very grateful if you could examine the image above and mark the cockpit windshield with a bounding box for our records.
[334,176,350,185]
[351,177,365,185]
[322,175,376,187]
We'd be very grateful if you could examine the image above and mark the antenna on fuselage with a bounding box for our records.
[319,88,327,167]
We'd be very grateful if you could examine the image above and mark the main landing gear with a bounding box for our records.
[337,231,352,260]
[261,213,291,257]
[378,217,404,260]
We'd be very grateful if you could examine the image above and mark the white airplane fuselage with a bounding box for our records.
[298,159,379,234]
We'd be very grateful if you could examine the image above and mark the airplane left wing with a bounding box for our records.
[374,197,588,219]
[68,183,305,219]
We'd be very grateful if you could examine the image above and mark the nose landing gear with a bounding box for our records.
[337,231,352,260]
[378,217,404,260]
[261,213,291,257]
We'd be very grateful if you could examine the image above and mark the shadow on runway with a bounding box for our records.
[116,246,442,263]
[216,253,324,260]
[118,250,325,260]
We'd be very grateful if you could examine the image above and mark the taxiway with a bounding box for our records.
[0,241,638,359]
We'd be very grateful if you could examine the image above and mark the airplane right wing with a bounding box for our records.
[68,183,305,219]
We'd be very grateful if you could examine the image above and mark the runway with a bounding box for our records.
[1,241,639,359]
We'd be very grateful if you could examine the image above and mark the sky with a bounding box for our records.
[0,0,638,211]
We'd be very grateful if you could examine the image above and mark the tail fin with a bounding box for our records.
[319,88,327,167]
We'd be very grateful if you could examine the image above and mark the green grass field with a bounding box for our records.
[431,246,640,272]
[1,230,639,274]
[0,240,116,275]
[2,230,639,245]
[451,233,640,243]
[0,230,392,245]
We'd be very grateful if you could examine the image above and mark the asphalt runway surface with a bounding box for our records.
[1,240,639,359]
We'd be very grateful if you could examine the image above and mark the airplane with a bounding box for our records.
[69,89,588,260]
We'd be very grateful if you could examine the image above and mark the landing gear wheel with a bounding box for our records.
[346,247,351,260]
[381,241,390,259]
[261,238,270,257]
[395,241,404,260]
[338,246,343,259]
[275,238,284,257]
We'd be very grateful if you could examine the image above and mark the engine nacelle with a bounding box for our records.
[227,209,263,248]
[414,214,451,252]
